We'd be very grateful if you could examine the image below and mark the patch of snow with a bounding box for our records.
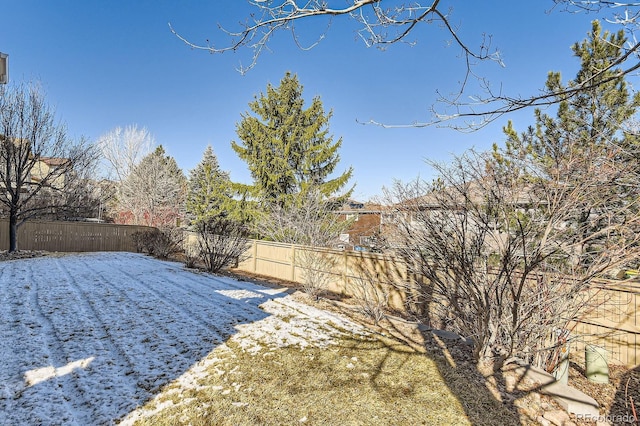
[215,289,267,300]
[229,297,369,355]
[24,357,94,387]
[0,252,369,425]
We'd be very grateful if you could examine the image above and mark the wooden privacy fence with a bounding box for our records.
[568,281,640,368]
[236,239,411,311]
[235,239,640,367]
[0,220,154,252]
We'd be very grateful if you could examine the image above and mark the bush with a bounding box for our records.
[196,218,249,272]
[131,229,155,254]
[296,249,335,300]
[348,268,388,325]
[183,254,198,269]
[131,227,184,259]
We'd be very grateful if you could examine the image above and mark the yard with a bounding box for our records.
[0,252,537,425]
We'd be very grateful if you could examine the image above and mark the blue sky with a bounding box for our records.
[0,1,625,200]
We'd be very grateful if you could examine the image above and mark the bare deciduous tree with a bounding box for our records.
[96,125,154,220]
[97,125,154,182]
[171,1,640,129]
[0,83,98,251]
[384,148,640,371]
[258,189,351,298]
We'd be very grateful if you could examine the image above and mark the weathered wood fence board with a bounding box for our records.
[235,239,640,367]
[0,220,154,252]
[236,239,410,310]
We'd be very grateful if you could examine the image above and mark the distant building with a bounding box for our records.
[30,157,69,190]
[0,155,70,194]
[0,135,69,191]
[335,200,383,251]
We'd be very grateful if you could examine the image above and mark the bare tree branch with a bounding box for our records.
[172,1,640,130]
[0,83,99,251]
[97,125,154,182]
[169,0,500,75]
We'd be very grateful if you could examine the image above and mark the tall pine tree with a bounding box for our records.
[497,20,640,266]
[186,146,233,225]
[501,20,640,166]
[232,72,353,208]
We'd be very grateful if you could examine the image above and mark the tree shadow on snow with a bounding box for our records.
[0,252,288,425]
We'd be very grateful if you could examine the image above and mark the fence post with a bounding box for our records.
[291,243,296,282]
[343,250,348,292]
[252,240,258,273]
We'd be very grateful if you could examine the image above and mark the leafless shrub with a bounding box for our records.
[183,254,198,269]
[383,149,640,371]
[196,218,250,273]
[258,189,351,298]
[130,229,156,254]
[348,266,389,325]
[294,247,336,300]
[131,227,184,259]
[151,227,184,259]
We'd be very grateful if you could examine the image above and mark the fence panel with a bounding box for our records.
[0,220,154,252]
[235,239,640,367]
[235,240,411,311]
[569,282,640,367]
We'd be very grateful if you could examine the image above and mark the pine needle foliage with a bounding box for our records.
[232,72,353,209]
[186,145,234,225]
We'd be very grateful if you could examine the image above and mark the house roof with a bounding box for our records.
[38,157,69,166]
[394,179,538,210]
[335,200,384,214]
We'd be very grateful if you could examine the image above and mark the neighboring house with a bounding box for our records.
[0,155,69,193]
[380,179,544,251]
[0,152,103,221]
[0,136,101,222]
[335,200,384,251]
[0,135,69,191]
[30,157,69,190]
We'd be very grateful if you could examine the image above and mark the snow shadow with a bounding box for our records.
[0,252,286,425]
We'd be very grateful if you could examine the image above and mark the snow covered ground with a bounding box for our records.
[0,252,367,425]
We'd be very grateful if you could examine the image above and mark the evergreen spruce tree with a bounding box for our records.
[501,20,640,165]
[496,20,640,266]
[232,72,353,209]
[186,146,233,225]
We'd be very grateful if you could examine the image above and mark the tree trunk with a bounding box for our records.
[9,210,18,252]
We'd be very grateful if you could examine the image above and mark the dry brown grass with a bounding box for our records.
[129,328,527,426]
[121,267,538,425]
